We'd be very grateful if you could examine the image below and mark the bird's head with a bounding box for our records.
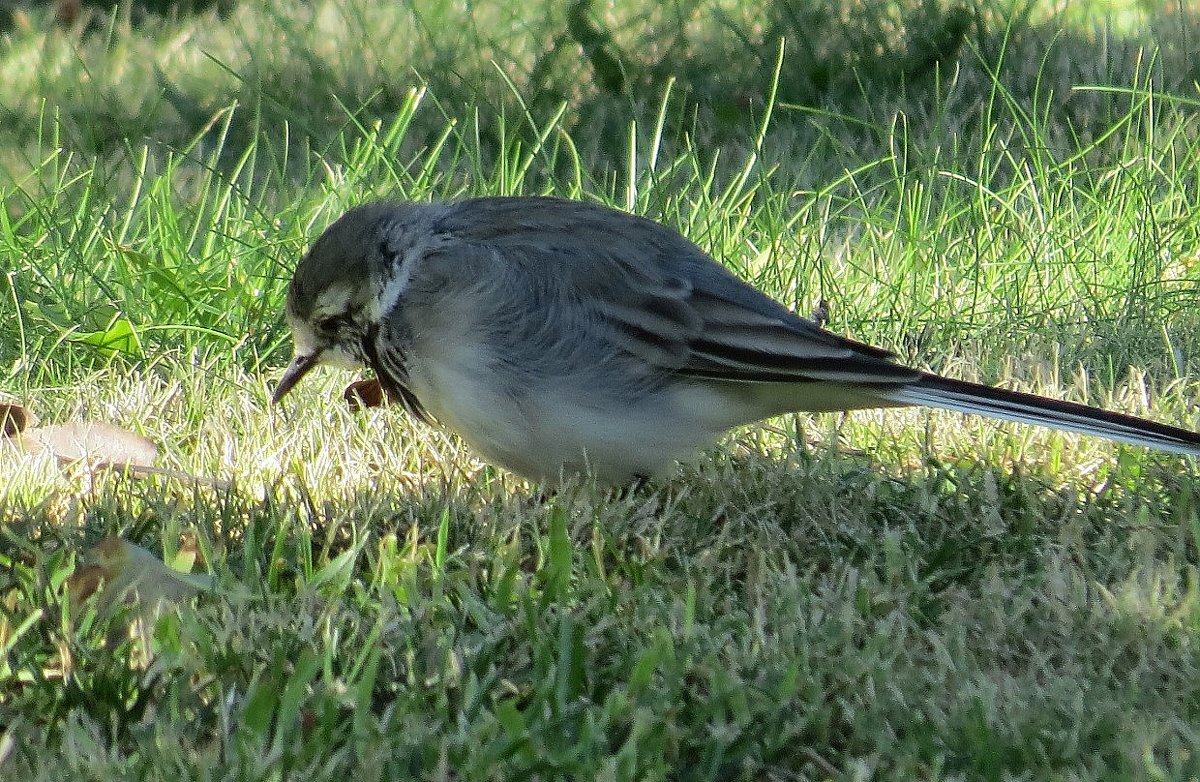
[272,202,425,404]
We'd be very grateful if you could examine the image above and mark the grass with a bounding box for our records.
[3,0,1200,778]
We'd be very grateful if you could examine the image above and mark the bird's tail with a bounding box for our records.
[881,373,1200,457]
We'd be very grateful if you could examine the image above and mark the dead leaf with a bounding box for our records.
[0,402,35,438]
[68,537,221,667]
[68,536,217,617]
[345,378,389,410]
[67,563,107,604]
[9,418,230,488]
[18,421,157,468]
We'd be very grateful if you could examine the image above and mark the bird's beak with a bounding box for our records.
[271,352,320,404]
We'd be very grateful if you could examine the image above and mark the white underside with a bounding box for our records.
[402,334,894,483]
[405,346,723,482]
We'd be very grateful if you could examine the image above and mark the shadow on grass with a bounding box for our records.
[3,435,1198,776]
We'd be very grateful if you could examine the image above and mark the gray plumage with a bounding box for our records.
[274,196,1200,483]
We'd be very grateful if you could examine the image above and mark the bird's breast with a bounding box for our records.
[404,338,533,459]
[402,337,739,483]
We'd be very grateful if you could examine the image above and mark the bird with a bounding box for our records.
[272,196,1200,484]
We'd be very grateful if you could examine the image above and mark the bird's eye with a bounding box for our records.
[316,315,345,333]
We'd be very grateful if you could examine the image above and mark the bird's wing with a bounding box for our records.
[674,282,921,385]
[439,196,920,386]
[586,265,918,385]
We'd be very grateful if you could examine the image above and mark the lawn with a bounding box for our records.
[2,1,1200,779]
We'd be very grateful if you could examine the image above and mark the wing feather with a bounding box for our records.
[438,196,919,387]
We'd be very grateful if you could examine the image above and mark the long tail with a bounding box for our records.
[881,373,1200,456]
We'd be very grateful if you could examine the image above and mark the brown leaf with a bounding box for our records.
[68,536,216,616]
[67,564,108,603]
[344,378,389,410]
[68,537,219,670]
[19,421,157,468]
[0,402,35,438]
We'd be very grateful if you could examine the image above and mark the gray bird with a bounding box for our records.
[273,196,1200,483]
